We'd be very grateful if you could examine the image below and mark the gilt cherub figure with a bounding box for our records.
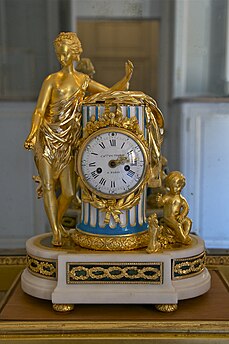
[156,171,192,245]
[24,32,133,247]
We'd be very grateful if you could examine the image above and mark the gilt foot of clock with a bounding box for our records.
[21,233,211,311]
[53,303,75,312]
[155,304,178,312]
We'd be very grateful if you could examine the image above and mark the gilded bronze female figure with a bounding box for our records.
[24,32,133,246]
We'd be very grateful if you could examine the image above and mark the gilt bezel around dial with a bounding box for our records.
[77,127,149,200]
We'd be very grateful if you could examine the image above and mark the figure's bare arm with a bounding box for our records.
[87,60,134,94]
[87,79,109,94]
[24,76,53,150]
[110,60,133,91]
[177,197,189,221]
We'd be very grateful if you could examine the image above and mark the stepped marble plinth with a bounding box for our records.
[21,233,211,309]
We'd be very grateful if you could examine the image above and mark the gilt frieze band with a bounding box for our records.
[172,251,206,280]
[27,254,57,280]
[67,261,163,284]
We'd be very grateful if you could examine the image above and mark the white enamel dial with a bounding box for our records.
[78,128,148,199]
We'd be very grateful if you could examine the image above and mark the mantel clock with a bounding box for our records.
[21,32,210,312]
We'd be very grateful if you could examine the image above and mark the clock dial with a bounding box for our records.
[78,128,147,198]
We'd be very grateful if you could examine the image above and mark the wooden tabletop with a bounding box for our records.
[1,270,228,323]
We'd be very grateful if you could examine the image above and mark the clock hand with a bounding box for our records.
[116,155,138,166]
[108,155,129,168]
[116,155,129,165]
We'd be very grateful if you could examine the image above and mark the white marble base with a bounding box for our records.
[21,233,211,307]
[21,269,56,300]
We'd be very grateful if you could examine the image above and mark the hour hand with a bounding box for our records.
[108,155,129,168]
[116,155,129,165]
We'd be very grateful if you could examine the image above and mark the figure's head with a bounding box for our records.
[165,171,185,194]
[54,32,83,65]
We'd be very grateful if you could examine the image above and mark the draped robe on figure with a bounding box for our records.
[34,75,90,178]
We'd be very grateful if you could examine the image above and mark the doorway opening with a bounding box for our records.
[77,20,160,98]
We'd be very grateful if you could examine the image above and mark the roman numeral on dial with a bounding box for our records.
[91,171,99,179]
[99,178,106,186]
[111,181,116,188]
[99,142,105,149]
[127,170,135,178]
[89,162,96,167]
[130,159,137,166]
[110,139,116,146]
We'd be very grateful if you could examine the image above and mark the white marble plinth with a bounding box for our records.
[21,233,211,307]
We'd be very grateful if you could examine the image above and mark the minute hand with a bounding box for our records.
[114,156,129,166]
